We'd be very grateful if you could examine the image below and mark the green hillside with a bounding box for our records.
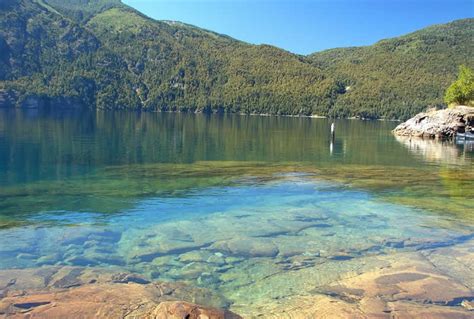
[41,0,123,22]
[0,0,472,119]
[309,19,474,119]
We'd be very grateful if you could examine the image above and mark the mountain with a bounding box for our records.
[309,19,474,119]
[0,0,472,119]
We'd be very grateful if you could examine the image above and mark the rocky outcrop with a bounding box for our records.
[0,267,241,319]
[393,106,474,138]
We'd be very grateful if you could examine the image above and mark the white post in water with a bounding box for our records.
[331,122,335,140]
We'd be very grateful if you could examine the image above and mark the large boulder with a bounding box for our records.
[393,105,474,138]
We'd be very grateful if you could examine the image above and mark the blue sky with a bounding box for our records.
[123,0,473,55]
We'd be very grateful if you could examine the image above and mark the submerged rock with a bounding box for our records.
[210,237,279,258]
[179,250,213,263]
[393,105,474,138]
[248,249,474,318]
[111,272,150,284]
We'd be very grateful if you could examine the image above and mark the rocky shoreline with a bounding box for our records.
[0,267,241,318]
[393,105,474,138]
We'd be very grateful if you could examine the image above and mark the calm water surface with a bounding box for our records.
[0,109,473,313]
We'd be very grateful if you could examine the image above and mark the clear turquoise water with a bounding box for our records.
[0,109,473,312]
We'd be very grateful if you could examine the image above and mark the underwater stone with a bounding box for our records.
[271,234,323,258]
[60,232,90,246]
[65,256,98,267]
[84,245,117,255]
[328,255,354,261]
[152,255,180,267]
[179,250,212,263]
[197,272,221,286]
[111,273,150,284]
[87,230,122,243]
[120,235,211,262]
[210,237,279,258]
[35,254,60,266]
[214,264,234,273]
[64,244,83,253]
[51,268,84,289]
[0,244,35,256]
[83,240,100,249]
[218,271,242,283]
[82,252,125,266]
[206,254,226,266]
[16,253,38,260]
[169,262,214,280]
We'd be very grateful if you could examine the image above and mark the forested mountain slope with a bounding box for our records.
[309,19,474,119]
[0,0,472,119]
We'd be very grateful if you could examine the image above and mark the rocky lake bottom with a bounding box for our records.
[1,165,473,317]
[0,110,473,317]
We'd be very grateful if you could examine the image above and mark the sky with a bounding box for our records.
[123,0,474,55]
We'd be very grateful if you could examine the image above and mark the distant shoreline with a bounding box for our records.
[0,103,404,122]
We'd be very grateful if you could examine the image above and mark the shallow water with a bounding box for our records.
[0,109,473,314]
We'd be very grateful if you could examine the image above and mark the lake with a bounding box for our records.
[0,108,473,316]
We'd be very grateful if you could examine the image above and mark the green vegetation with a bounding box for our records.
[40,0,123,22]
[0,0,473,119]
[309,20,474,119]
[444,65,474,107]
